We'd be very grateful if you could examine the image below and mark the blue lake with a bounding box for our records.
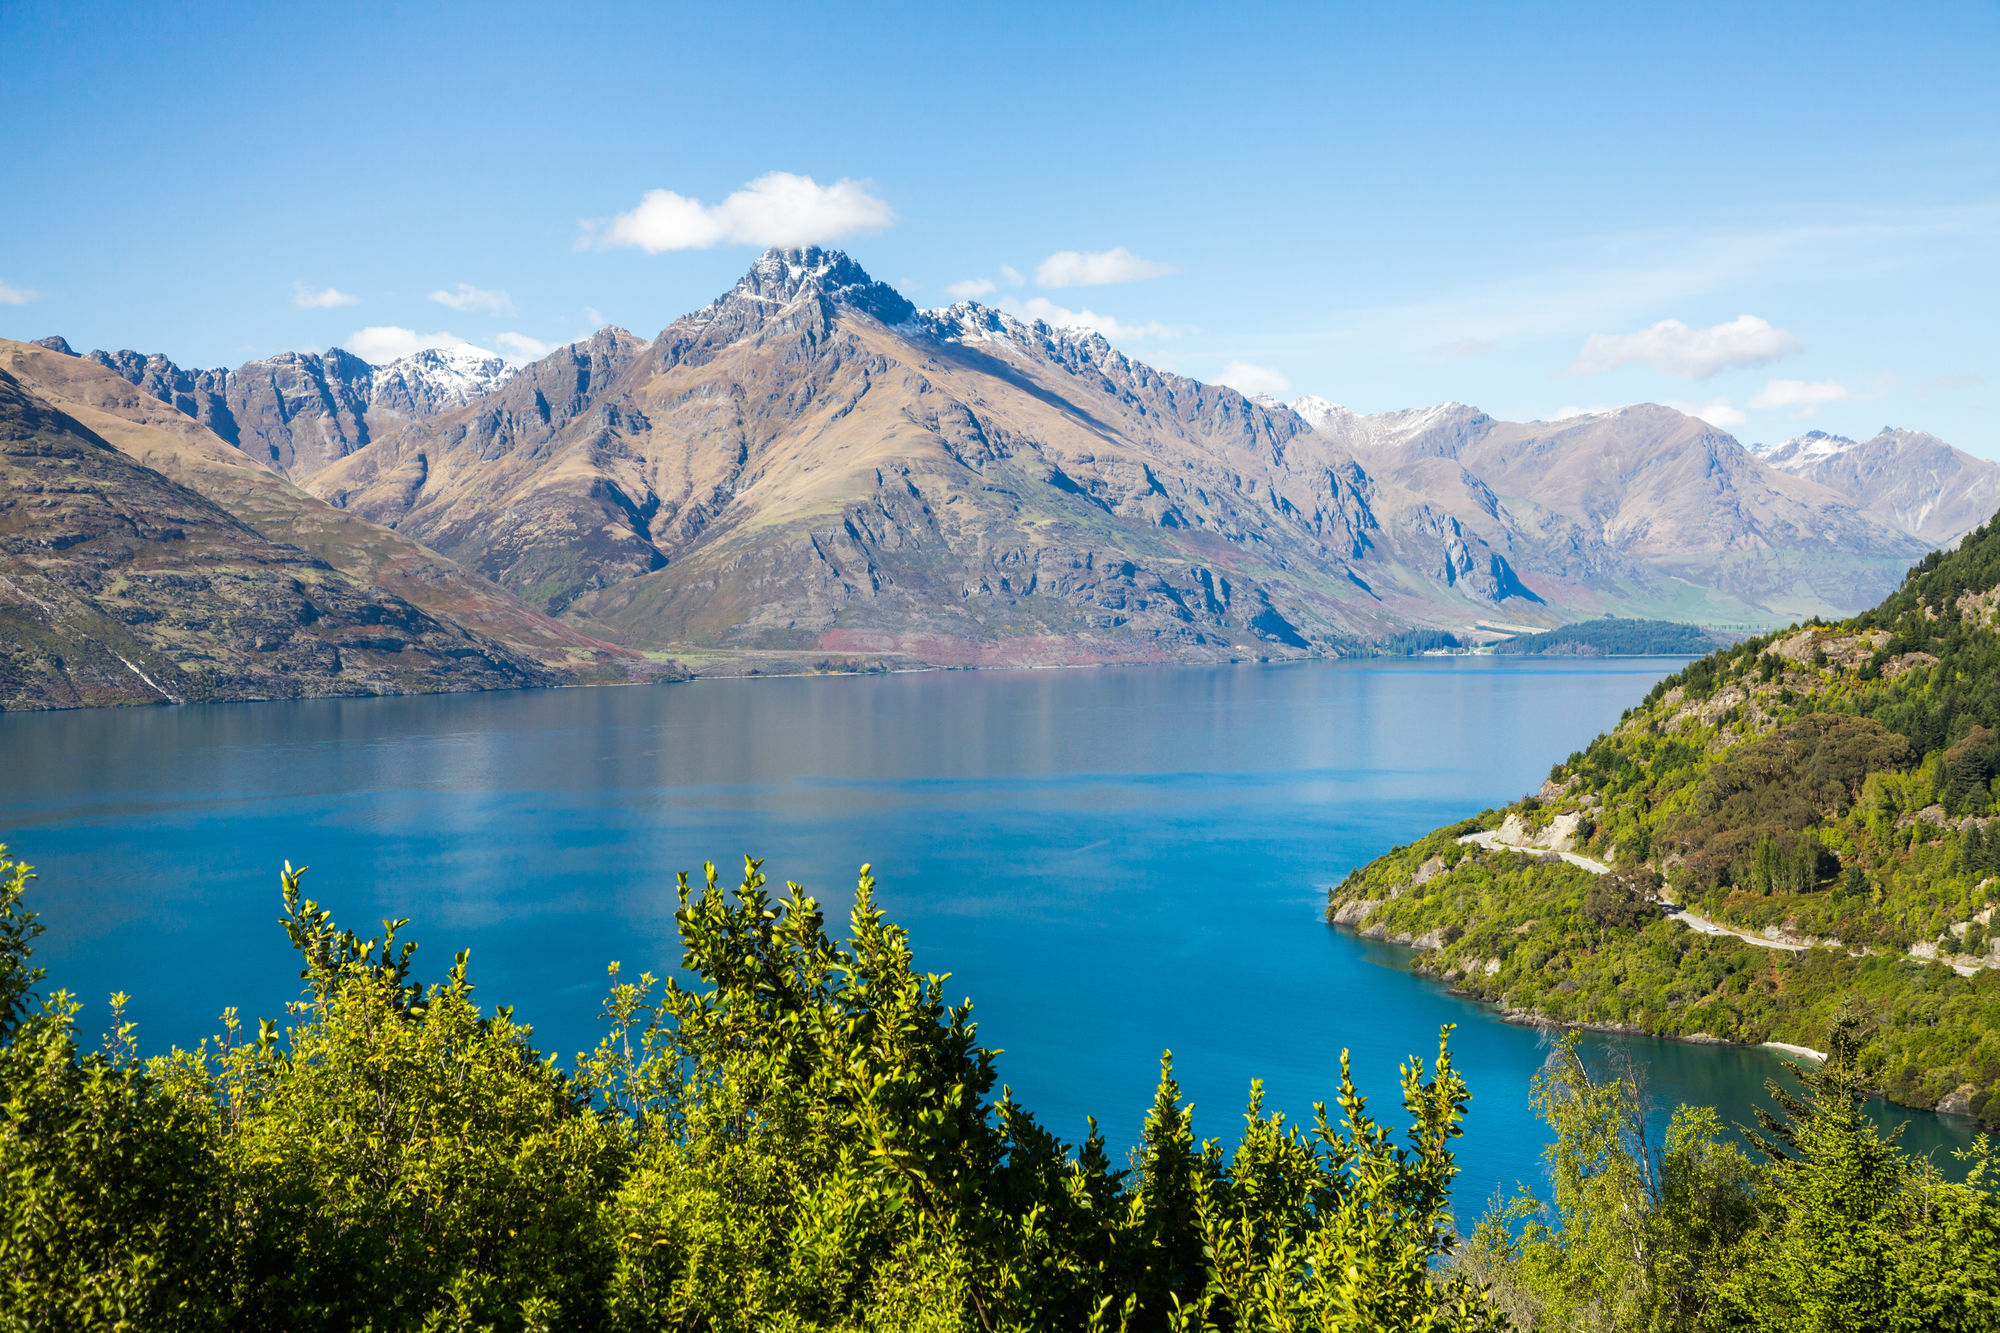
[0,658,1974,1216]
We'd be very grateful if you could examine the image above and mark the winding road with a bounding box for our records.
[1454,830,1982,975]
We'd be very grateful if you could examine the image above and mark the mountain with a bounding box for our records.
[1289,401,1933,627]
[1753,428,2000,547]
[290,248,1932,667]
[18,250,1975,673]
[306,251,1423,663]
[1329,520,2000,1126]
[0,364,551,708]
[75,339,514,481]
[0,338,652,704]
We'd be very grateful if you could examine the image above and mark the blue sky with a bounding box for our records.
[3,0,1996,452]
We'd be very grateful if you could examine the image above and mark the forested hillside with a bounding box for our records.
[1331,518,2000,1126]
[1490,618,1736,657]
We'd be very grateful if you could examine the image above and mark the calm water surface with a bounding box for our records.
[1,659,1973,1213]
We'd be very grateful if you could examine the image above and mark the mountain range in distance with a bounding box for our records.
[4,246,1996,708]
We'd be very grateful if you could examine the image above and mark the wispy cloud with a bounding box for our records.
[1036,246,1176,288]
[494,332,557,363]
[0,279,37,305]
[1664,396,1748,428]
[1919,372,1985,394]
[430,283,513,314]
[999,296,1187,341]
[293,281,358,309]
[1572,315,1801,379]
[342,326,471,364]
[582,306,605,327]
[946,278,996,300]
[1308,202,2000,354]
[1750,378,1850,414]
[1216,360,1289,395]
[999,264,1024,288]
[579,172,893,252]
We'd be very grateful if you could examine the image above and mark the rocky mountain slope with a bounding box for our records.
[0,339,653,707]
[1329,521,2000,1126]
[0,365,551,708]
[288,249,1932,666]
[20,251,1980,673]
[69,336,512,481]
[1286,399,1931,626]
[1754,427,2000,547]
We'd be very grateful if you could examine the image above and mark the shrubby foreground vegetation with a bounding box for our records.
[1333,518,2000,1126]
[5,848,1998,1330]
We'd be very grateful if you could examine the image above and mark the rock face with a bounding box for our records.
[85,343,516,482]
[33,249,1973,671]
[1304,403,1931,625]
[1753,428,2000,548]
[0,366,551,709]
[0,338,654,705]
[308,249,1441,661]
[295,250,1939,666]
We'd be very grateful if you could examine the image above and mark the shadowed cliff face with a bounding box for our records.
[0,367,557,709]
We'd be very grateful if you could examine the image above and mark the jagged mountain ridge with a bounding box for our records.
[0,338,655,708]
[59,336,514,481]
[22,250,1967,668]
[289,248,1930,664]
[1753,428,2000,546]
[0,364,550,708]
[308,250,1524,662]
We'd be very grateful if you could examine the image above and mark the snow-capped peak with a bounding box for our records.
[1287,395,1353,430]
[1753,429,1859,472]
[368,343,514,416]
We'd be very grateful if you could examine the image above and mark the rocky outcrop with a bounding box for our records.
[83,342,518,482]
[0,366,551,709]
[1938,1083,1979,1117]
[0,338,656,699]
[1755,428,2000,547]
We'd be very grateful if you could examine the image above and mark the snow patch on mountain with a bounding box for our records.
[1753,429,1859,471]
[368,344,514,416]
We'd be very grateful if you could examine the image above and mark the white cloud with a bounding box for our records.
[342,326,471,364]
[999,264,1024,287]
[1035,246,1176,288]
[494,332,557,363]
[582,306,605,327]
[1296,202,2000,364]
[293,281,358,310]
[999,296,1186,341]
[0,279,37,304]
[580,172,894,252]
[1571,314,1801,379]
[1665,396,1748,428]
[946,278,997,299]
[1217,360,1289,395]
[430,283,513,314]
[1750,378,1850,413]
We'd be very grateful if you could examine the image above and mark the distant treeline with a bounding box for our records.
[1491,617,1736,657]
[1358,628,1467,656]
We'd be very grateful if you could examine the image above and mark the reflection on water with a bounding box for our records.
[0,658,1975,1211]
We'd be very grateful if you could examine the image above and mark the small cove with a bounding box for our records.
[1,658,1975,1213]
